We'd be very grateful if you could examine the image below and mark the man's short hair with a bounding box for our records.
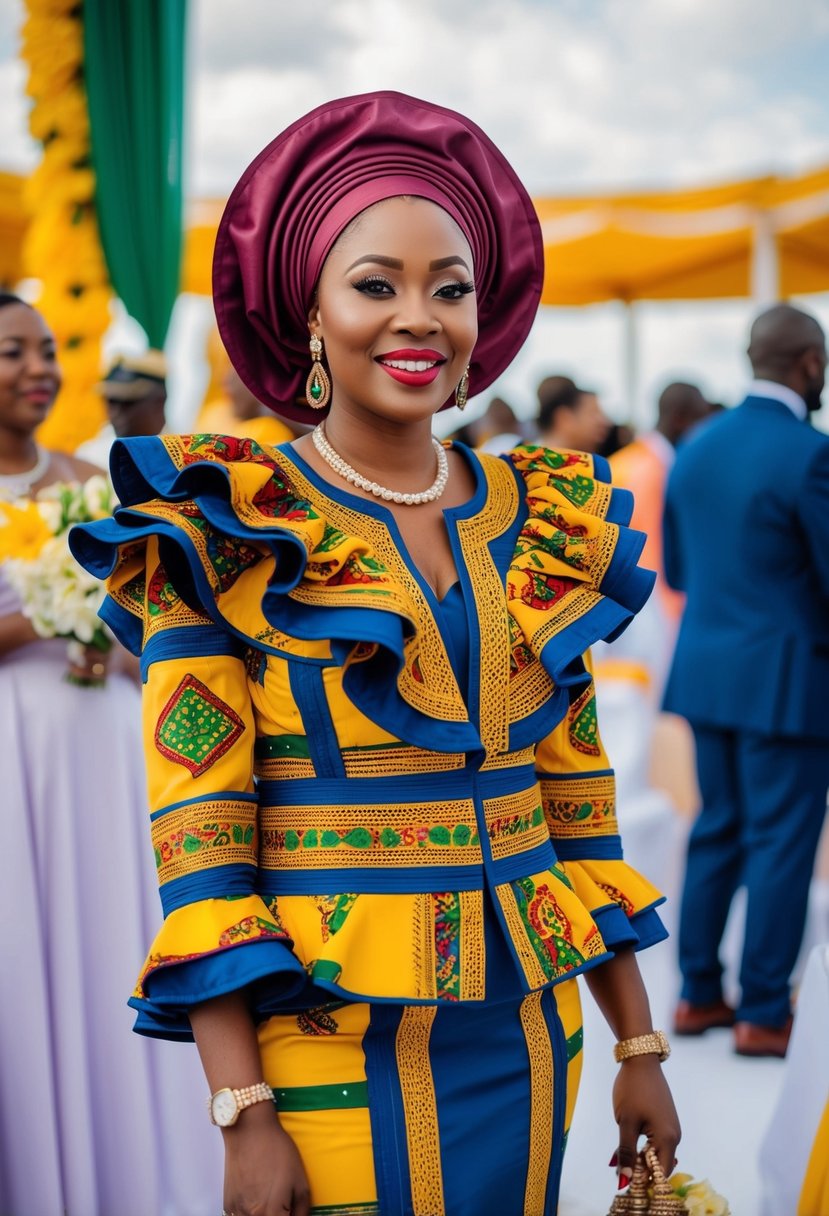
[537,375,588,431]
[96,350,167,403]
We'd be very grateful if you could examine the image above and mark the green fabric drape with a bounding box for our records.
[83,0,186,350]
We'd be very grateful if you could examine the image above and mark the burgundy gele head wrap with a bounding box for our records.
[213,90,544,422]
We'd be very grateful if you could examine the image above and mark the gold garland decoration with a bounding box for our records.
[20,0,111,453]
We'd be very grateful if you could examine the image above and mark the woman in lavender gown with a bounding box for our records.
[0,293,220,1216]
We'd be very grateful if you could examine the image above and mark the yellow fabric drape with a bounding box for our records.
[799,1100,829,1216]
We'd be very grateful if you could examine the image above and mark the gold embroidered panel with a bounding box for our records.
[455,454,519,756]
[483,787,549,861]
[495,883,551,990]
[255,754,318,780]
[259,801,482,869]
[395,1007,445,1216]
[411,890,486,1002]
[540,775,618,839]
[520,991,554,1215]
[151,798,258,886]
[342,745,466,778]
[479,744,536,772]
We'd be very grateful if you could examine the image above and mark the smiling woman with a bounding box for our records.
[0,292,223,1216]
[71,92,680,1216]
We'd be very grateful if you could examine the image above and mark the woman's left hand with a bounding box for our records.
[66,644,110,684]
[612,1055,681,1184]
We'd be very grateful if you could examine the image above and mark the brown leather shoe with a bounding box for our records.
[673,998,736,1035]
[733,1017,793,1058]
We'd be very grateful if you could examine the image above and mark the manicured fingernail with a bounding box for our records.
[618,1174,631,1190]
[609,1152,618,1167]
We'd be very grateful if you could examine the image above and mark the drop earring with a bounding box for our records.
[455,366,470,411]
[306,335,331,409]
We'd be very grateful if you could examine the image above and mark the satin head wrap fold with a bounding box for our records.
[213,90,544,422]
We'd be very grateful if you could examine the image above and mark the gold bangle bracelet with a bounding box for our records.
[613,1030,671,1063]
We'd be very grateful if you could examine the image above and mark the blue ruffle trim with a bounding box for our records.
[70,435,655,756]
[128,939,308,1041]
[592,900,668,954]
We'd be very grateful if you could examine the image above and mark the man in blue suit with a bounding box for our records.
[663,303,829,1057]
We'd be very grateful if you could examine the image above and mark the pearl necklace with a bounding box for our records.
[312,423,449,506]
[0,444,51,501]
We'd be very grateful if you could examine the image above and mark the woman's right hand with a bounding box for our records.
[222,1104,311,1216]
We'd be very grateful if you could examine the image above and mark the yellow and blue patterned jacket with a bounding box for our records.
[71,435,665,1039]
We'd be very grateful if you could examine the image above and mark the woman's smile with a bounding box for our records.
[376,347,446,385]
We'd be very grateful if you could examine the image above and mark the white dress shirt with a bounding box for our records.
[746,379,808,420]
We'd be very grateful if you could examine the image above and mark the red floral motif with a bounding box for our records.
[596,883,635,916]
[147,563,179,615]
[252,474,314,521]
[218,915,287,946]
[509,569,579,612]
[180,434,266,465]
[514,876,586,977]
[334,562,386,586]
[297,1006,341,1035]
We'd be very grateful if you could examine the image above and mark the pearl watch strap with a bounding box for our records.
[613,1030,671,1063]
[207,1081,274,1124]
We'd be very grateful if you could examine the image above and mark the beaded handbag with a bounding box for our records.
[607,1144,686,1214]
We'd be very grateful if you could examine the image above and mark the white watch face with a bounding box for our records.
[211,1089,239,1127]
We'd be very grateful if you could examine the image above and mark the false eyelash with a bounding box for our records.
[352,275,393,292]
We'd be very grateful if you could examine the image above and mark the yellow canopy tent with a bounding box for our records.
[534,165,829,305]
[4,164,829,423]
[532,165,829,418]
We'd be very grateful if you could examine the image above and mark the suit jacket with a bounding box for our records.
[663,395,829,738]
[70,435,663,1039]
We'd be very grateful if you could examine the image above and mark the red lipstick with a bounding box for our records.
[376,349,446,388]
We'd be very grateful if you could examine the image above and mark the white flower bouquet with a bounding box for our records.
[0,475,115,685]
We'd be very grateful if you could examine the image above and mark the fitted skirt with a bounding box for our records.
[258,977,583,1216]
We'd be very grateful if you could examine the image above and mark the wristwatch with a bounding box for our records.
[208,1081,275,1127]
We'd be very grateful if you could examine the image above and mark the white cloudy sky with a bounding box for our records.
[2,0,829,430]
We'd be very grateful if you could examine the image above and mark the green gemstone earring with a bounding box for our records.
[306,335,331,410]
[455,365,470,411]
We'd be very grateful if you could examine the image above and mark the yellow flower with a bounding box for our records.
[684,1180,730,1215]
[0,501,53,561]
[29,86,89,144]
[21,15,82,98]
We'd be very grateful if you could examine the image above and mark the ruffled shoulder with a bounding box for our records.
[69,432,419,660]
[502,443,654,706]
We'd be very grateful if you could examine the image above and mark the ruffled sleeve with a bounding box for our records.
[505,444,655,689]
[497,444,656,752]
[503,446,666,951]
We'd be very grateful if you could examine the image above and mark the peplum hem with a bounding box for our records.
[558,857,667,950]
[128,862,667,1040]
[130,895,307,1039]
